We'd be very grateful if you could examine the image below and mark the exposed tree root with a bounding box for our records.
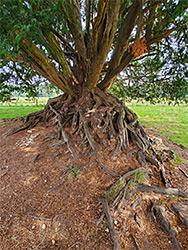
[151,203,181,250]
[131,184,187,198]
[172,202,188,229]
[131,234,141,250]
[178,167,188,178]
[6,87,162,180]
[98,167,187,249]
[98,197,120,250]
[6,110,44,136]
[5,87,188,249]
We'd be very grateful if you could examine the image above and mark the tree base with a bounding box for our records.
[5,88,188,249]
[6,88,160,176]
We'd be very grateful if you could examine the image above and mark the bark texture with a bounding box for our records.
[7,87,156,174]
[6,88,188,249]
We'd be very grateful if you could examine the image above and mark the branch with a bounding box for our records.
[85,0,92,33]
[62,0,87,80]
[147,28,176,45]
[86,0,121,88]
[51,29,77,55]
[143,0,165,13]
[145,3,160,43]
[20,39,76,96]
[135,10,144,42]
[5,51,57,89]
[44,32,78,84]
[98,51,134,90]
[131,52,156,62]
[98,197,120,250]
[92,0,108,55]
[103,0,143,84]
[143,13,162,28]
[99,25,175,91]
[84,0,95,75]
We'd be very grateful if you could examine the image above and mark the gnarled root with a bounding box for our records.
[98,168,187,249]
[5,87,188,249]
[6,87,164,178]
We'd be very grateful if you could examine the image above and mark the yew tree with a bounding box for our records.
[1,0,187,169]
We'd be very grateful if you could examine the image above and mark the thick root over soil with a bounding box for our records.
[7,88,159,176]
[6,87,188,249]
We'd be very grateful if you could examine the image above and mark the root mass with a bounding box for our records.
[5,88,188,249]
[7,88,155,175]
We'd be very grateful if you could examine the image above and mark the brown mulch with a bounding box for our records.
[0,119,188,250]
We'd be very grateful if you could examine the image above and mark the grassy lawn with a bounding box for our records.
[0,98,187,148]
[127,102,188,148]
[0,97,47,119]
[0,106,44,119]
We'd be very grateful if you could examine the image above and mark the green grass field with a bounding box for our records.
[127,102,188,148]
[0,97,48,119]
[0,106,44,119]
[0,98,187,147]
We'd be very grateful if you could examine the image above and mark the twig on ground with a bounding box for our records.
[97,160,120,177]
[178,167,188,178]
[31,216,52,221]
[33,230,48,250]
[131,234,141,250]
[32,153,40,163]
[47,180,67,192]
[67,241,80,250]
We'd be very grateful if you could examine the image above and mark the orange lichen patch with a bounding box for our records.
[126,37,148,57]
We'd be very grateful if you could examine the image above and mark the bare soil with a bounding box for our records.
[0,119,188,250]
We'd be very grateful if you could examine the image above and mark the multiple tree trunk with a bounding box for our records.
[5,1,176,100]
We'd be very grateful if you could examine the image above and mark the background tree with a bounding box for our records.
[0,62,62,104]
[0,0,187,168]
[110,17,188,104]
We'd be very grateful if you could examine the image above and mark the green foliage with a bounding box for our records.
[0,0,71,100]
[104,180,124,200]
[68,166,80,179]
[68,170,80,179]
[0,61,62,102]
[0,0,66,58]
[1,62,40,101]
[111,10,188,104]
[134,170,145,183]
[159,200,165,205]
[174,155,183,164]
[0,0,187,102]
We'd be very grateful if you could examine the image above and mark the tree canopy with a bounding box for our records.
[1,0,187,100]
[110,18,188,104]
